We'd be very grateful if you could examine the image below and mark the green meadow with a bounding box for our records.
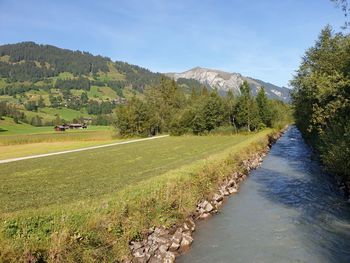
[0,129,276,262]
[0,134,256,213]
[0,117,111,137]
[0,117,116,158]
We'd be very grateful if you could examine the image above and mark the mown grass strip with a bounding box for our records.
[0,129,114,145]
[0,135,169,164]
[0,129,277,262]
[0,140,121,160]
[0,134,253,213]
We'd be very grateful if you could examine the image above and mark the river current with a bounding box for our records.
[178,126,350,263]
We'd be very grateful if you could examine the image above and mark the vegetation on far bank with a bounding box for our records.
[291,26,350,181]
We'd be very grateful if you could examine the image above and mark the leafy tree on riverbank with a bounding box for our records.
[291,26,350,180]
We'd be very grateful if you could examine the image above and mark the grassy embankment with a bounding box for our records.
[0,129,278,262]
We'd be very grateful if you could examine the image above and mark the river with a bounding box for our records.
[178,126,350,263]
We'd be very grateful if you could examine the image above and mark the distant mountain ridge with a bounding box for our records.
[166,67,290,102]
[0,42,207,94]
[0,42,289,103]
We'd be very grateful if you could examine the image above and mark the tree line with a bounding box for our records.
[291,26,350,181]
[114,61,165,91]
[115,78,292,137]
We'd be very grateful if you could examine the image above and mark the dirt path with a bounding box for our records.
[0,135,169,164]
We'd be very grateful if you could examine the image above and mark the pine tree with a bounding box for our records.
[203,89,224,131]
[256,87,271,127]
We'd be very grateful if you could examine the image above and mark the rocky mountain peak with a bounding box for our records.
[165,67,290,102]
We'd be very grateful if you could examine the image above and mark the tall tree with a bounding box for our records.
[235,81,260,131]
[256,87,271,127]
[203,89,225,131]
[115,96,150,136]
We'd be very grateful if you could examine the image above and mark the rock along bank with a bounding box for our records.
[126,128,287,263]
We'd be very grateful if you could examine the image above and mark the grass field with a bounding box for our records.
[0,129,277,262]
[0,129,114,146]
[0,134,256,213]
[88,86,117,100]
[0,139,123,160]
[0,118,115,154]
[0,117,111,136]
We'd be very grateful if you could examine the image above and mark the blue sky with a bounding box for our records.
[0,0,345,87]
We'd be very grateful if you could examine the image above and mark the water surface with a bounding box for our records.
[178,126,350,263]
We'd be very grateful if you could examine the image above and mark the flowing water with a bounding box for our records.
[178,126,350,263]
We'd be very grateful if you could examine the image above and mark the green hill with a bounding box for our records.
[0,42,206,125]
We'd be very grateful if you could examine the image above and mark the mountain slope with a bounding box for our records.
[0,42,209,124]
[166,67,290,102]
[0,42,167,91]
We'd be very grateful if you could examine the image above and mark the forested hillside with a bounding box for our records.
[291,26,350,184]
[0,42,206,126]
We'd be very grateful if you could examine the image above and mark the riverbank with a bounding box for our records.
[178,126,350,263]
[127,128,287,263]
[0,129,283,262]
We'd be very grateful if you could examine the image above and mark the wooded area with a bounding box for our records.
[291,26,350,180]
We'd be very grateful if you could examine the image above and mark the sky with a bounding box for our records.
[0,0,345,87]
